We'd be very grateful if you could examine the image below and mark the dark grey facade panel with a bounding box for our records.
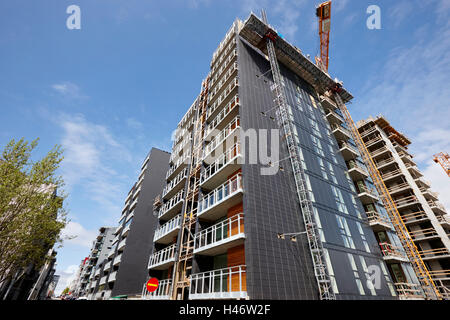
[112,148,170,297]
[237,36,396,300]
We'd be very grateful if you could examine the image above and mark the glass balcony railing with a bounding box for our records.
[205,95,239,139]
[158,189,185,220]
[162,168,188,199]
[148,244,177,269]
[379,242,408,261]
[153,214,182,243]
[198,173,243,219]
[201,143,241,187]
[203,116,240,159]
[189,265,247,300]
[194,213,245,254]
[142,279,172,300]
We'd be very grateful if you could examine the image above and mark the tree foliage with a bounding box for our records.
[0,138,68,283]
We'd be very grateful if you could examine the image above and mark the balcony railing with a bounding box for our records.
[189,265,247,300]
[331,124,352,138]
[148,244,177,269]
[162,168,188,199]
[394,283,423,300]
[356,185,378,198]
[207,78,239,120]
[205,95,239,139]
[375,157,395,169]
[428,270,450,280]
[418,248,450,260]
[364,135,383,147]
[339,141,359,154]
[142,279,172,300]
[113,253,122,266]
[325,109,344,123]
[166,153,190,180]
[394,195,419,208]
[203,116,240,159]
[387,182,411,194]
[370,146,390,158]
[359,126,377,138]
[365,211,392,231]
[198,173,243,220]
[153,214,182,243]
[381,169,403,181]
[201,143,241,187]
[379,242,408,262]
[208,64,238,106]
[427,200,446,212]
[409,228,439,241]
[158,189,185,220]
[401,211,428,224]
[194,213,245,255]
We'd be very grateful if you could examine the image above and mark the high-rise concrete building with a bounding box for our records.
[357,115,450,298]
[141,14,427,300]
[79,227,116,298]
[91,148,170,300]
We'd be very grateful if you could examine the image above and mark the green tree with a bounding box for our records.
[0,138,68,284]
[61,287,70,295]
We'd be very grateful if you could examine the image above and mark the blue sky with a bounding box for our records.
[1,0,449,295]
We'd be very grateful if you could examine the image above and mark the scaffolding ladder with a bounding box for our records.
[332,90,441,300]
[171,76,209,300]
[261,10,335,300]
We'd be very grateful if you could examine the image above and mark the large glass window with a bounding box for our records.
[323,249,338,294]
[336,215,355,249]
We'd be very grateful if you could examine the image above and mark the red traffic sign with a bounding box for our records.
[146,278,159,293]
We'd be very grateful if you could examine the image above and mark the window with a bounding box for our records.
[356,222,371,253]
[327,162,338,184]
[327,144,339,164]
[309,118,322,138]
[332,186,349,214]
[313,207,325,242]
[347,253,365,295]
[323,249,339,294]
[304,174,315,202]
[311,136,324,157]
[318,158,328,181]
[297,146,307,170]
[336,215,355,249]
[380,262,397,296]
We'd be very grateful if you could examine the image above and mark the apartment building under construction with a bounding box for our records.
[357,116,450,298]
[140,13,435,300]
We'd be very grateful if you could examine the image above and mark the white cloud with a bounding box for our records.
[126,117,143,130]
[61,221,97,248]
[57,113,133,220]
[51,82,88,100]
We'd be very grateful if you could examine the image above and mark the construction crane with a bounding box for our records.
[315,1,441,299]
[433,152,450,177]
[315,1,331,72]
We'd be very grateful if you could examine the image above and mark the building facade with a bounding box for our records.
[91,148,170,300]
[142,14,424,300]
[357,116,450,298]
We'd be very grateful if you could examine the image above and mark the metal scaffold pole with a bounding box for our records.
[261,9,336,300]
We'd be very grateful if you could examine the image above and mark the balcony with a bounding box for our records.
[418,248,450,261]
[436,215,450,229]
[166,154,190,180]
[347,160,369,180]
[415,177,431,189]
[162,168,188,200]
[359,126,377,138]
[365,211,392,231]
[364,135,383,148]
[405,163,422,178]
[401,211,429,225]
[428,270,450,281]
[130,198,138,211]
[205,95,240,142]
[194,213,245,255]
[394,195,420,209]
[420,187,438,201]
[319,94,336,110]
[409,228,440,242]
[375,157,396,170]
[148,244,177,270]
[338,141,359,161]
[381,169,403,182]
[325,109,343,125]
[108,271,117,283]
[331,124,352,141]
[158,189,185,221]
[113,254,122,266]
[399,151,416,166]
[369,146,391,159]
[379,242,409,262]
[427,200,447,215]
[103,261,111,271]
[394,283,424,300]
[387,182,411,195]
[203,116,240,159]
[118,237,127,252]
[142,279,172,300]
[201,143,242,189]
[189,265,247,300]
[356,185,379,205]
[99,276,107,285]
[208,64,238,109]
[122,224,131,238]
[198,173,243,221]
[153,214,182,244]
[207,78,239,121]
